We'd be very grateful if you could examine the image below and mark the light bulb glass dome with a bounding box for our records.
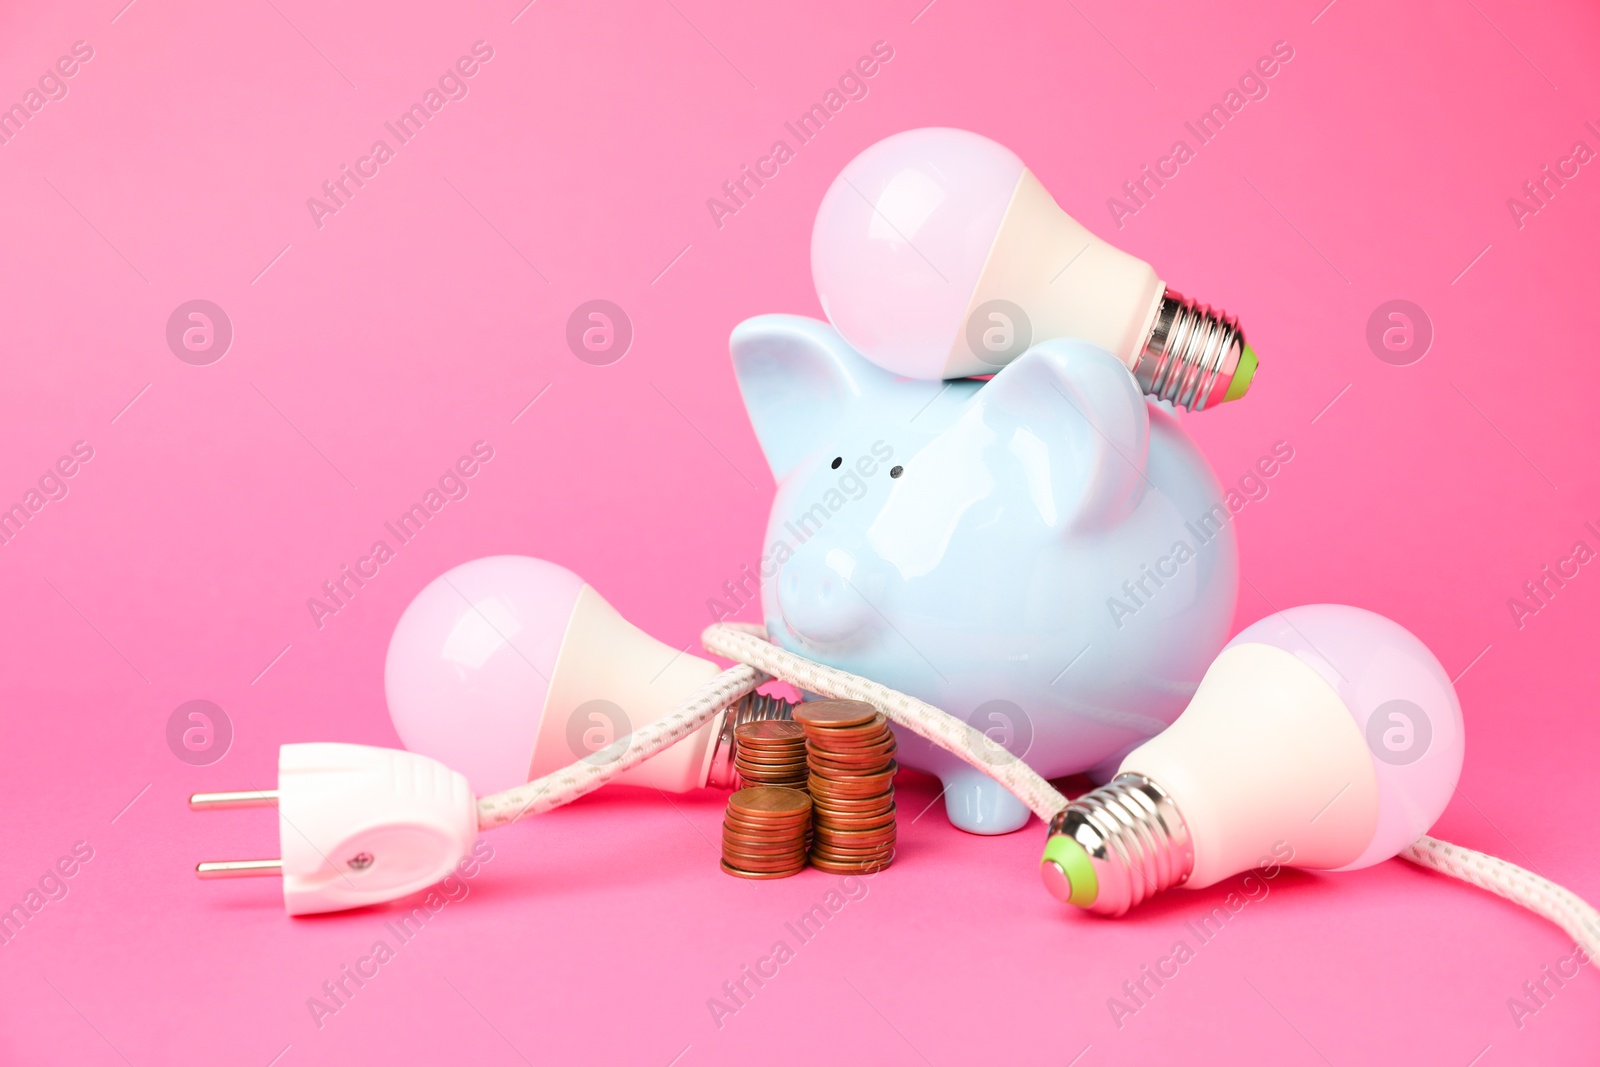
[812,127,1023,378]
[386,555,583,796]
[1226,604,1464,870]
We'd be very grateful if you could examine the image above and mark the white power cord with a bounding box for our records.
[1401,836,1600,959]
[699,622,1600,958]
[197,621,1600,941]
[477,662,768,830]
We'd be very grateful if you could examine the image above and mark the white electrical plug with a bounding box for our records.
[191,743,480,915]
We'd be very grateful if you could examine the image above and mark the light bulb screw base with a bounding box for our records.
[1133,291,1254,412]
[705,691,797,790]
[1040,772,1193,916]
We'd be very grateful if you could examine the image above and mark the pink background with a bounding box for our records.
[1,0,1597,1063]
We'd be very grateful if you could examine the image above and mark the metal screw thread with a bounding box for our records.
[1133,291,1246,412]
[704,692,796,790]
[1046,773,1194,916]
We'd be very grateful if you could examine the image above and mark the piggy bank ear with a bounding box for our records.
[977,339,1150,531]
[730,314,900,481]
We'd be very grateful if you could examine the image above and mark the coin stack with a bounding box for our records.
[795,700,898,874]
[733,720,809,789]
[720,786,812,879]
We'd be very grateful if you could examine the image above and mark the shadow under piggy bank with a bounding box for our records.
[731,314,1238,835]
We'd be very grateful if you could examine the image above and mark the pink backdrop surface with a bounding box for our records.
[1,0,1597,1063]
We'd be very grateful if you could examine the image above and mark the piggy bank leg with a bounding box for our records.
[939,767,1032,835]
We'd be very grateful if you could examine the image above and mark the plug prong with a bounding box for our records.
[196,859,283,879]
[189,789,279,811]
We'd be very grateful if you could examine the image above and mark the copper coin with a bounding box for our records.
[811,795,896,812]
[736,758,810,772]
[724,811,808,829]
[811,822,896,839]
[808,761,897,784]
[724,813,808,830]
[808,738,896,759]
[722,851,808,871]
[723,830,808,850]
[808,856,893,875]
[729,825,812,844]
[740,740,806,751]
[811,843,894,858]
[806,764,895,781]
[805,730,892,751]
[809,842,895,857]
[807,779,895,799]
[808,758,893,777]
[809,853,893,869]
[735,768,808,780]
[808,784,893,803]
[807,768,879,783]
[728,786,812,816]
[723,857,806,870]
[723,847,808,864]
[806,720,892,739]
[737,720,806,742]
[812,810,893,826]
[800,715,889,738]
[723,832,807,849]
[812,806,902,825]
[812,830,896,847]
[721,859,806,879]
[807,741,894,759]
[793,701,880,729]
[814,815,896,834]
[722,819,808,838]
[809,746,894,765]
[809,818,887,831]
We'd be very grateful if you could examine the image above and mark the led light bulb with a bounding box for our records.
[1039,605,1464,915]
[385,555,791,796]
[812,127,1258,410]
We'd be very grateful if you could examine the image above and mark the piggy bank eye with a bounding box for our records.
[831,457,842,469]
[890,465,904,479]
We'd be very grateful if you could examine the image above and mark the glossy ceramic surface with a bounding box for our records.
[731,314,1239,833]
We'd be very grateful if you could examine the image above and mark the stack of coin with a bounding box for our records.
[733,720,809,789]
[721,786,812,879]
[795,700,897,874]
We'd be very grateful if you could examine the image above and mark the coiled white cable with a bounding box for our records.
[703,623,1600,956]
[478,621,1599,963]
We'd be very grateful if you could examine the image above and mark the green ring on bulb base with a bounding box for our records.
[1040,834,1097,907]
[1222,343,1258,403]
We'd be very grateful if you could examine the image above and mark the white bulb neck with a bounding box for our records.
[944,169,1251,410]
[1122,643,1381,887]
[1043,644,1384,915]
[528,585,726,792]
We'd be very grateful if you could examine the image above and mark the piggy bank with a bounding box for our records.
[730,314,1238,834]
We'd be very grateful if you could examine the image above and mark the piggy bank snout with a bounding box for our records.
[777,542,880,646]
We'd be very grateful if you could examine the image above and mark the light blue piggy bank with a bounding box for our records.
[730,315,1238,835]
